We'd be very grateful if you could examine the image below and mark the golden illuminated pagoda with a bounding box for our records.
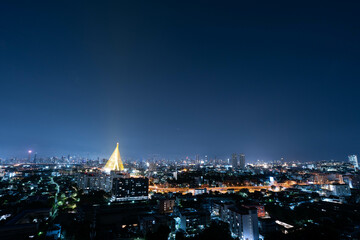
[103,143,124,172]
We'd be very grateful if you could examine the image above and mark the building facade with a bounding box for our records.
[214,202,259,240]
[349,155,359,169]
[77,172,112,192]
[159,199,175,214]
[232,153,246,169]
[231,153,238,169]
[239,154,246,169]
[326,183,351,197]
[112,177,149,201]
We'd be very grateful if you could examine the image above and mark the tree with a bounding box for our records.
[197,221,233,240]
[146,225,170,240]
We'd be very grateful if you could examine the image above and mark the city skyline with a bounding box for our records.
[1,1,360,161]
[1,2,360,239]
[1,147,358,165]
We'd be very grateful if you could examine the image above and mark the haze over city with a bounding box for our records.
[2,2,360,240]
[1,1,360,161]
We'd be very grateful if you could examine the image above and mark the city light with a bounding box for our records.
[0,1,359,240]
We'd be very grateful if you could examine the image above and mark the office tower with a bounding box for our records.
[231,153,238,168]
[349,155,359,169]
[239,154,246,169]
[195,154,200,164]
[28,150,32,162]
[33,153,37,164]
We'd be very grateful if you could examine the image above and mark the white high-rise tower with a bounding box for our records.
[349,155,358,169]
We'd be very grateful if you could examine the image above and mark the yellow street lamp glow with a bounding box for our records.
[103,143,124,172]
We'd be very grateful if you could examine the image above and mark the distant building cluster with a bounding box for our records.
[1,145,360,240]
[77,144,149,201]
[231,153,246,169]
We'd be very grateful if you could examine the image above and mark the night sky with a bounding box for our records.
[1,1,360,162]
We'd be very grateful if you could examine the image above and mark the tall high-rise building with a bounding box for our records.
[195,154,200,164]
[28,150,32,162]
[239,154,246,169]
[349,155,359,169]
[231,153,238,168]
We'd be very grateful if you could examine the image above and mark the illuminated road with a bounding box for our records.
[50,177,60,219]
[149,183,294,194]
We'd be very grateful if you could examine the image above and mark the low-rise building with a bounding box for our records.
[159,199,175,214]
[176,208,210,235]
[323,183,351,197]
[243,204,266,218]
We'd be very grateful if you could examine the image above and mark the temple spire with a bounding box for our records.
[103,143,124,171]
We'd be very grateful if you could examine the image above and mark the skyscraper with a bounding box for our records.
[231,153,238,168]
[349,155,359,169]
[28,150,32,163]
[195,154,200,164]
[239,154,246,169]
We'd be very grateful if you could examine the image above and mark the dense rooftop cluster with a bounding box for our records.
[0,156,359,239]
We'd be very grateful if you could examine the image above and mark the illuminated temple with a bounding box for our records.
[103,143,124,172]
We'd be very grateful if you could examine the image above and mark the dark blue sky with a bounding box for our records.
[1,1,360,161]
